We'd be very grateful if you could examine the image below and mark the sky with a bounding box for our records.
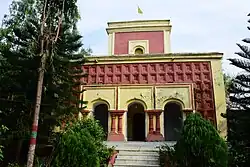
[1,0,250,75]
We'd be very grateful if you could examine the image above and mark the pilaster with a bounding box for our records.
[107,110,125,141]
[146,110,164,141]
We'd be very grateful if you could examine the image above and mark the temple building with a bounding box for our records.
[80,19,227,142]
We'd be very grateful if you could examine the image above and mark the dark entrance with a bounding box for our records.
[164,102,183,141]
[94,103,109,138]
[127,103,145,141]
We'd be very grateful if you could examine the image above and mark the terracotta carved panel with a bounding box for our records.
[83,62,215,124]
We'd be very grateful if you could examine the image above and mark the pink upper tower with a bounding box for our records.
[106,20,172,55]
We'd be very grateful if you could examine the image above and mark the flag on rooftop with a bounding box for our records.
[137,6,143,14]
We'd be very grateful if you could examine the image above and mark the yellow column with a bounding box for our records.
[211,59,227,138]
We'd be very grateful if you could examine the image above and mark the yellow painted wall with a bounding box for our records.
[211,60,227,138]
[155,85,193,110]
[118,86,153,110]
[82,87,116,110]
[164,30,171,53]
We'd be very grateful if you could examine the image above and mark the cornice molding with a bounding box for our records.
[106,19,172,34]
[85,53,223,65]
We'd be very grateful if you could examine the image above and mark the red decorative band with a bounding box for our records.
[109,110,126,113]
[30,138,37,145]
[32,124,38,131]
[145,110,163,113]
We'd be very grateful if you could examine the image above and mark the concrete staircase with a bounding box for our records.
[105,142,174,167]
[114,149,159,167]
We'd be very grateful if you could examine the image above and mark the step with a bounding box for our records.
[115,157,159,165]
[116,149,159,153]
[105,141,164,148]
[118,150,159,154]
[105,141,176,147]
[118,151,159,156]
[117,148,159,152]
[116,153,159,160]
[117,154,159,159]
[114,164,160,167]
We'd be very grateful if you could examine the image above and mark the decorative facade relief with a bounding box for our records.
[155,85,193,110]
[82,87,116,110]
[119,86,153,110]
[83,62,215,124]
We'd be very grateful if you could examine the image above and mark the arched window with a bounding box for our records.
[134,47,144,54]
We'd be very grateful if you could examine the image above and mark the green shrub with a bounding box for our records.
[160,113,228,167]
[7,163,22,167]
[51,118,113,167]
[159,144,176,167]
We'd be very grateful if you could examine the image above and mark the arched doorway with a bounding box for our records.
[127,102,145,141]
[93,103,109,138]
[164,102,183,141]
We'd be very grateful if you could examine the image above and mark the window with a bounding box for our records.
[135,47,144,54]
[129,40,149,54]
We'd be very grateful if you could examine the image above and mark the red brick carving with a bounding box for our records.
[83,62,216,124]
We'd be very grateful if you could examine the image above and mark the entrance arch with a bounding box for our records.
[127,102,145,141]
[164,102,183,141]
[93,103,109,138]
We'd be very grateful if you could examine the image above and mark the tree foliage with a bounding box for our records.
[223,73,233,96]
[228,13,250,110]
[225,13,250,167]
[225,109,250,167]
[0,0,89,165]
[0,125,8,162]
[160,113,228,167]
[51,118,113,167]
